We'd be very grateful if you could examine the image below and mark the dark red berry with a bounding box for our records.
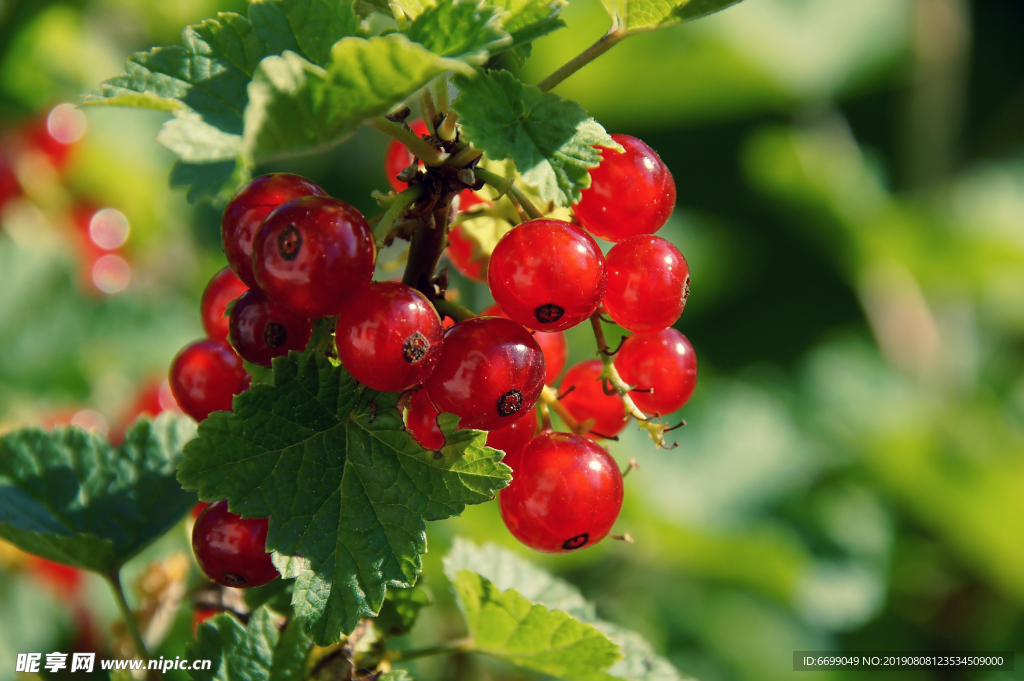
[169,340,249,422]
[445,224,487,282]
[406,389,446,450]
[335,282,443,392]
[253,196,376,318]
[222,174,325,289]
[559,359,629,439]
[201,267,248,342]
[424,317,545,431]
[488,219,606,332]
[499,431,623,553]
[406,389,538,459]
[603,235,689,333]
[574,134,675,242]
[191,502,210,519]
[228,289,312,367]
[615,329,697,415]
[482,305,566,385]
[191,500,279,588]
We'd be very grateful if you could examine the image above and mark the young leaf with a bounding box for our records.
[187,607,312,681]
[403,0,511,64]
[0,414,197,575]
[177,352,511,645]
[445,539,692,681]
[601,0,745,34]
[492,0,567,57]
[452,69,619,206]
[244,36,473,161]
[83,0,364,202]
[449,569,622,681]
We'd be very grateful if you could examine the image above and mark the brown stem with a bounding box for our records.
[402,192,456,298]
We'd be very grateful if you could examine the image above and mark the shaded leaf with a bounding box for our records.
[0,414,197,574]
[404,0,510,63]
[376,585,433,637]
[493,0,567,55]
[186,607,312,681]
[177,352,510,644]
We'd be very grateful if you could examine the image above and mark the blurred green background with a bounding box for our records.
[3,0,1024,680]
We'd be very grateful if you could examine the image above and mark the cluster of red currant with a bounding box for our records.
[182,126,696,590]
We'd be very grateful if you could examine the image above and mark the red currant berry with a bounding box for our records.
[335,282,443,392]
[445,224,487,282]
[191,500,279,588]
[191,501,210,519]
[425,317,545,431]
[406,389,446,450]
[603,235,690,333]
[488,219,606,332]
[499,431,623,553]
[253,196,376,318]
[482,305,566,385]
[201,267,248,342]
[615,329,697,415]
[559,359,629,439]
[486,407,538,461]
[405,389,538,458]
[169,340,249,422]
[574,134,676,242]
[229,289,312,367]
[222,174,325,289]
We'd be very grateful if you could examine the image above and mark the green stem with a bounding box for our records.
[420,89,439,135]
[369,118,448,166]
[106,571,150,662]
[433,76,452,115]
[536,29,626,93]
[374,185,424,247]
[437,111,459,142]
[474,167,513,197]
[433,298,476,322]
[447,145,482,168]
[507,184,544,220]
[390,639,472,662]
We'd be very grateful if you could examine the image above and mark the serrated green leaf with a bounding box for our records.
[177,352,511,644]
[376,584,433,637]
[157,110,244,162]
[492,0,567,55]
[244,36,473,162]
[244,578,296,615]
[187,607,312,681]
[404,0,511,63]
[601,0,744,33]
[449,569,621,681]
[452,69,619,206]
[391,0,433,20]
[0,414,197,574]
[249,0,363,67]
[445,539,692,681]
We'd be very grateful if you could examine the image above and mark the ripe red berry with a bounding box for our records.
[253,196,376,318]
[425,317,545,431]
[406,389,446,450]
[201,267,248,342]
[191,500,279,588]
[488,219,606,332]
[222,174,325,289]
[445,224,487,282]
[482,305,566,385]
[169,340,249,422]
[574,134,676,242]
[615,329,697,415]
[559,359,629,439]
[499,432,623,553]
[191,502,210,519]
[229,289,312,367]
[406,388,538,458]
[603,235,690,333]
[335,282,443,392]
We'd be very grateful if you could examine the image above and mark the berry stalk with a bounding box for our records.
[370,118,448,166]
[105,570,150,663]
[401,190,457,296]
[590,314,677,448]
[539,384,592,435]
[475,168,544,220]
[373,185,424,247]
[536,28,626,93]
